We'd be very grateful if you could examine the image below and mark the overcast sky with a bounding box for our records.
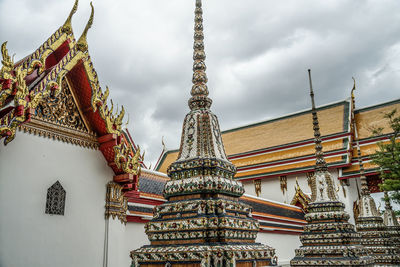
[1,0,400,166]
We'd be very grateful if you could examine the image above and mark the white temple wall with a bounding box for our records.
[256,231,300,265]
[242,173,311,204]
[242,169,358,213]
[0,132,113,267]
[342,177,361,224]
[107,218,128,267]
[125,222,150,263]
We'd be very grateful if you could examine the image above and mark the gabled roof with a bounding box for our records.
[0,0,142,190]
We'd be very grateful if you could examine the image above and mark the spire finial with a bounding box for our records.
[188,0,212,110]
[77,2,94,52]
[1,41,13,68]
[62,0,79,34]
[308,69,327,172]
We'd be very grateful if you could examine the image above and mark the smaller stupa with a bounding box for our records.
[353,117,400,265]
[382,189,400,250]
[290,70,373,266]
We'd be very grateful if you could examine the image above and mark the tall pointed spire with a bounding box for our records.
[131,1,276,266]
[189,0,212,110]
[307,70,337,202]
[291,70,373,267]
[308,69,328,173]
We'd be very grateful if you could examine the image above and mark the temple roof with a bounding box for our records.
[223,100,349,156]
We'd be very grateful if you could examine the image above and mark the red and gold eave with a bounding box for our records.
[0,0,142,191]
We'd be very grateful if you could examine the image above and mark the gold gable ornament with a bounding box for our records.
[254,179,261,197]
[19,78,98,148]
[290,178,310,212]
[279,175,287,194]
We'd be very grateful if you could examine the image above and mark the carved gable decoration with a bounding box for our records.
[19,78,98,148]
[45,181,66,215]
[35,78,87,132]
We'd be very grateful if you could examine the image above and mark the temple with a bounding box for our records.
[1,0,399,266]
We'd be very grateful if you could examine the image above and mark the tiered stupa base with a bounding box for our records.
[383,208,400,250]
[386,225,400,249]
[291,201,373,266]
[131,243,276,267]
[356,216,400,266]
[131,191,277,266]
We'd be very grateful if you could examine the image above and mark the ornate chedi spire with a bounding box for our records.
[352,85,400,264]
[131,1,277,266]
[291,70,373,266]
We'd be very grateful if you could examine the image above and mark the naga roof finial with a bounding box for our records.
[77,2,94,52]
[188,0,212,110]
[351,77,356,109]
[308,69,328,172]
[62,0,79,34]
[1,42,13,68]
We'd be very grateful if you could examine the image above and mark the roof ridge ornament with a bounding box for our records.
[77,2,94,52]
[351,76,356,106]
[188,0,212,110]
[62,0,79,34]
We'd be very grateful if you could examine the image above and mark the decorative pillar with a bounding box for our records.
[105,181,127,224]
[254,179,261,197]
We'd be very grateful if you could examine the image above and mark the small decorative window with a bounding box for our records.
[45,181,66,215]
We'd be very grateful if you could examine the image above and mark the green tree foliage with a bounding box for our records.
[370,109,400,205]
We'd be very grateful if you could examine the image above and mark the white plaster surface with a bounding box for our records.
[256,231,301,265]
[125,222,150,261]
[0,132,114,267]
